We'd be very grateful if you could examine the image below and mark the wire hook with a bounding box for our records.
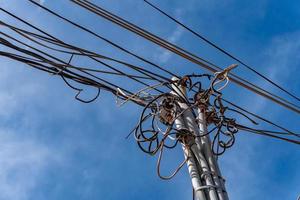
[212,64,238,92]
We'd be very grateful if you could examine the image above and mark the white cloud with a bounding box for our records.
[0,1,299,200]
[33,0,46,5]
[0,63,70,200]
[157,26,184,63]
[221,30,300,200]
[236,30,300,121]
[0,129,61,200]
[264,31,300,81]
[153,8,185,64]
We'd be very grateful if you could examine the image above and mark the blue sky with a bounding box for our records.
[0,0,299,200]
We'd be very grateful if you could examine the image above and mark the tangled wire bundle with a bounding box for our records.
[130,68,261,179]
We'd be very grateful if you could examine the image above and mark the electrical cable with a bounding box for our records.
[1,1,298,148]
[0,6,195,111]
[143,0,300,103]
[67,0,300,114]
[0,33,153,106]
[2,4,300,198]
[19,1,300,132]
[237,124,300,145]
[0,9,176,88]
[0,20,169,85]
[0,31,154,80]
[25,1,180,80]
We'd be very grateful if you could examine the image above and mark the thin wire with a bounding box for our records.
[72,0,300,112]
[0,33,152,106]
[75,0,300,113]
[0,20,169,84]
[25,1,300,115]
[3,2,193,108]
[67,0,300,114]
[26,0,179,80]
[237,124,300,145]
[0,30,153,80]
[1,4,298,140]
[0,7,189,101]
[143,0,300,102]
[0,25,176,100]
[1,13,193,119]
[0,31,152,86]
[220,97,297,135]
[0,10,175,87]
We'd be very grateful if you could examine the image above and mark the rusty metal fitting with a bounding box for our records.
[158,96,177,125]
[194,91,210,106]
[176,128,195,145]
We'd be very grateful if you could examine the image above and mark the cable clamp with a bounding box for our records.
[194,184,219,191]
[201,171,225,181]
[213,64,238,92]
[194,184,227,193]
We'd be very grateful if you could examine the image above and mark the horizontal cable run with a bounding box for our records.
[1,3,298,146]
[65,0,300,114]
[143,0,300,103]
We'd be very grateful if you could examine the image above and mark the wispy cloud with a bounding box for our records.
[0,1,299,200]
[264,31,300,81]
[222,30,300,200]
[154,8,185,64]
[34,0,46,5]
[235,30,300,124]
[0,129,61,200]
[157,26,184,63]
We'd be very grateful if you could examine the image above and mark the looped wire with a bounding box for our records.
[212,64,238,92]
[61,74,100,103]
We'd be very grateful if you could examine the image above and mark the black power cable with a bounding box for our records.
[66,0,300,114]
[0,15,172,85]
[143,0,300,103]
[2,2,299,146]
[4,3,298,139]
[25,1,180,80]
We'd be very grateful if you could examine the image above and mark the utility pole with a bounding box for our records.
[171,77,228,200]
